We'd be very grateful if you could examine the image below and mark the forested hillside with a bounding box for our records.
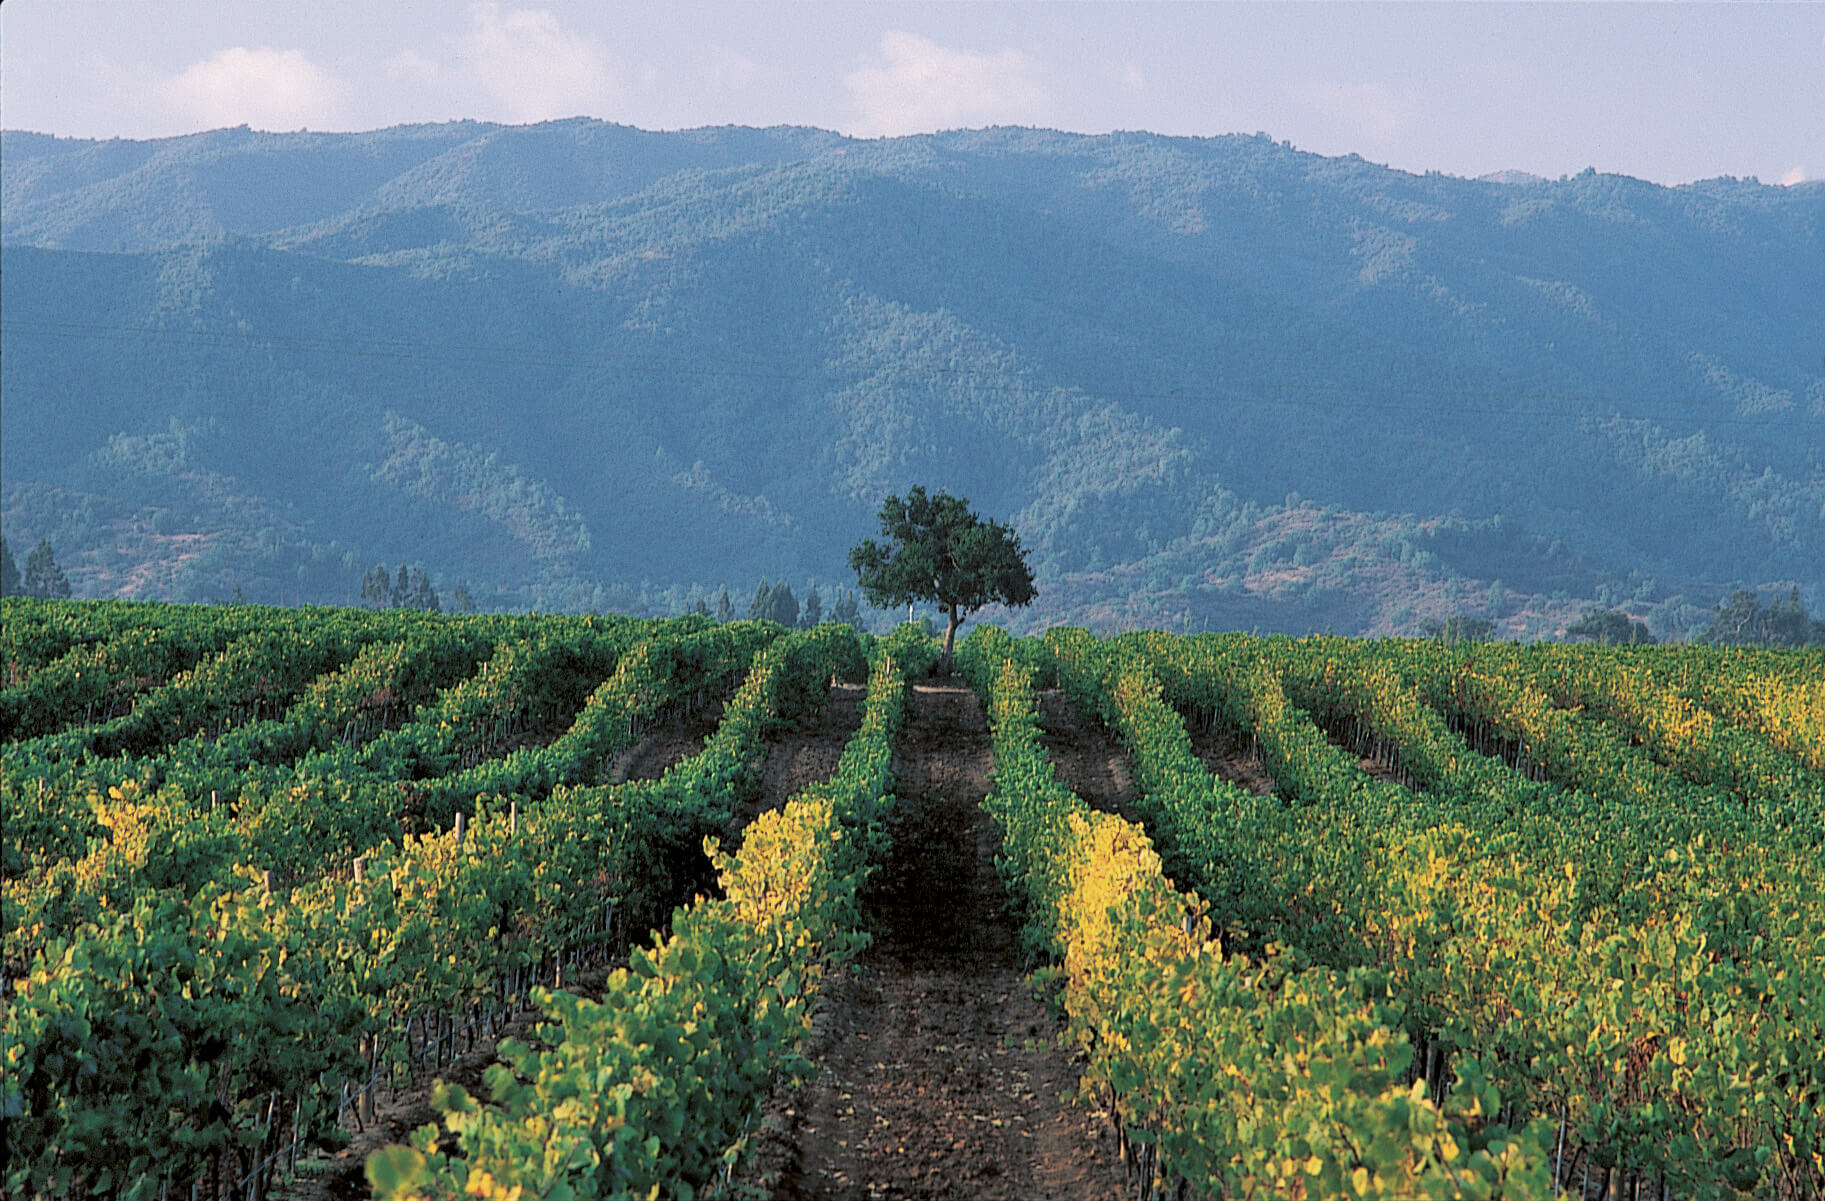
[4,120,1821,634]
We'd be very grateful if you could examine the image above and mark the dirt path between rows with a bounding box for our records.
[738,681,1128,1201]
[612,682,867,839]
[1188,724,1279,796]
[1036,689,1140,821]
[612,698,727,784]
[736,682,866,835]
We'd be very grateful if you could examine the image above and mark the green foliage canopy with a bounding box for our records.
[0,536,19,597]
[21,539,71,600]
[1700,587,1825,647]
[748,579,800,626]
[1565,608,1655,645]
[1418,613,1495,644]
[849,486,1034,668]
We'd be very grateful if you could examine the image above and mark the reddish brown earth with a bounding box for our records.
[1187,724,1279,796]
[1352,754,1412,788]
[1035,689,1141,821]
[1184,714,1410,792]
[733,682,866,835]
[611,698,728,783]
[737,681,1129,1201]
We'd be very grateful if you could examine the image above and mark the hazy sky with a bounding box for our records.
[3,2,1820,185]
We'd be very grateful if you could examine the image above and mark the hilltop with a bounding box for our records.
[4,120,1821,634]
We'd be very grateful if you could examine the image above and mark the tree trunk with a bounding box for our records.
[940,606,961,674]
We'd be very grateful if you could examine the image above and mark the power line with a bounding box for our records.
[3,316,1819,429]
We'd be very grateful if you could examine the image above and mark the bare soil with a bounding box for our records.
[1035,689,1141,821]
[733,682,867,835]
[737,681,1128,1201]
[1186,724,1279,796]
[611,698,728,784]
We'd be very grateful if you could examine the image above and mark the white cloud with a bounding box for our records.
[383,49,445,89]
[1285,80,1419,146]
[844,31,1050,137]
[164,46,345,131]
[703,48,762,92]
[1781,165,1809,186]
[458,4,616,123]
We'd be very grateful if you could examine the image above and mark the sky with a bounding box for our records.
[2,2,1820,186]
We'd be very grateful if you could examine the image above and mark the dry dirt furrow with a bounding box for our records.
[610,699,726,784]
[740,681,1127,1201]
[1186,717,1405,793]
[733,682,865,834]
[1036,688,1141,820]
[1188,724,1278,796]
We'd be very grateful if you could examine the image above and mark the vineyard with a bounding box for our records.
[3,597,1822,1200]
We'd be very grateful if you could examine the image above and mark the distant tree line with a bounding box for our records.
[750,579,862,628]
[1563,589,1823,647]
[0,536,72,599]
[1565,609,1655,645]
[685,580,863,629]
[358,564,448,612]
[1419,614,1495,644]
[1697,588,1825,648]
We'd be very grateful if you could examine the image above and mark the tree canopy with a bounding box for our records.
[359,563,440,612]
[1419,614,1495,644]
[748,579,800,627]
[0,537,19,597]
[1564,608,1655,645]
[849,486,1035,670]
[21,539,72,600]
[1699,588,1824,647]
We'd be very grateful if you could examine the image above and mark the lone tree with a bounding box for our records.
[849,486,1035,672]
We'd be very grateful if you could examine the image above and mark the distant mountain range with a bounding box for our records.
[4,120,1821,636]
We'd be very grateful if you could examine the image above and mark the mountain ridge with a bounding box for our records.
[4,120,1821,635]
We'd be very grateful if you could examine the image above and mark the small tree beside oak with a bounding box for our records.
[849,486,1035,672]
